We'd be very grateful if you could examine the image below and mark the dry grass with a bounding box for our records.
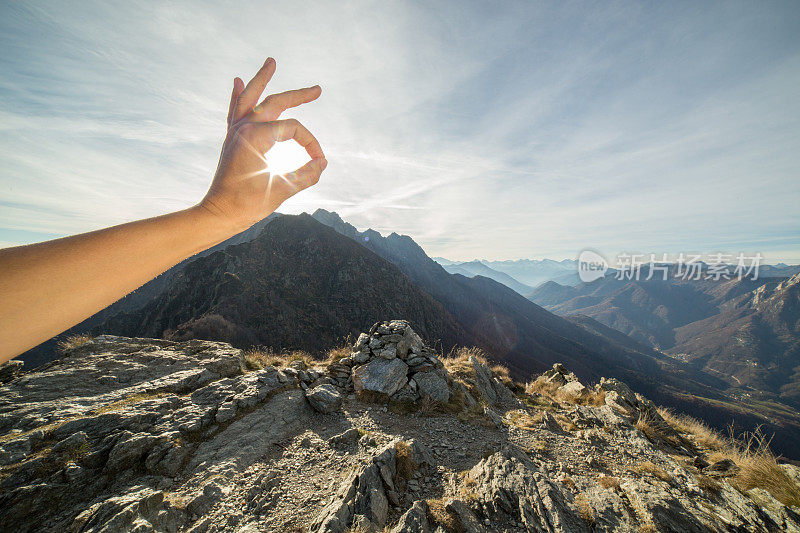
[57,333,93,352]
[426,498,462,532]
[574,492,596,527]
[395,441,415,484]
[505,409,543,430]
[695,474,722,493]
[598,474,621,491]
[525,376,560,398]
[657,408,727,451]
[659,409,800,507]
[244,348,318,371]
[92,391,168,415]
[489,363,513,386]
[635,461,673,483]
[325,345,351,365]
[714,430,800,507]
[456,403,496,427]
[525,376,606,407]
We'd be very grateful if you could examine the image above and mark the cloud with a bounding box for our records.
[0,1,799,265]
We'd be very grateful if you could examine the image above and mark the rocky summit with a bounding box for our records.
[1,321,799,532]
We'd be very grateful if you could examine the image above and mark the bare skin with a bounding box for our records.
[0,58,327,363]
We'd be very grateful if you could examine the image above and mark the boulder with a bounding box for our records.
[352,358,409,397]
[412,371,451,403]
[306,384,344,414]
[560,380,588,399]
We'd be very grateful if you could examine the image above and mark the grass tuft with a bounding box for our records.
[57,334,93,353]
[634,461,673,483]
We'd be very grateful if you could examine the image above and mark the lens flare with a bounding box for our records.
[264,141,310,176]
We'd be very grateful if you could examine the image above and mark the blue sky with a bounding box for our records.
[1,1,799,263]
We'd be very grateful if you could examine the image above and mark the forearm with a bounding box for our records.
[0,205,240,362]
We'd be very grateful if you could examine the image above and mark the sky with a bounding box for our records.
[1,1,799,264]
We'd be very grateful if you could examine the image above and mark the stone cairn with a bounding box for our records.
[304,320,452,413]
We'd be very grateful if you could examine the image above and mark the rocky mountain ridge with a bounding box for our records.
[1,320,799,532]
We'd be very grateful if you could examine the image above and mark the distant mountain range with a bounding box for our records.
[17,211,800,458]
[434,257,583,288]
[529,270,800,413]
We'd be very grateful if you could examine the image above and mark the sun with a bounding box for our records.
[264,140,311,176]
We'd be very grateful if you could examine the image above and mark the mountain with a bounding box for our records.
[311,209,665,381]
[16,215,281,369]
[529,272,800,410]
[311,211,800,456]
[1,329,798,531]
[482,258,583,287]
[97,214,469,354]
[440,260,534,295]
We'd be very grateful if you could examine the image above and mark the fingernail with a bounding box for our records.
[265,57,275,67]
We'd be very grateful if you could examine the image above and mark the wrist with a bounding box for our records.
[185,203,246,249]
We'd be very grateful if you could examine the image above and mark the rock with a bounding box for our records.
[396,327,424,359]
[468,446,590,532]
[390,500,430,533]
[352,358,409,397]
[378,345,398,360]
[306,384,344,413]
[69,486,183,533]
[541,412,562,432]
[560,380,588,399]
[483,406,503,428]
[468,356,516,407]
[352,350,370,364]
[0,360,23,383]
[311,442,398,532]
[413,371,451,403]
[391,383,420,403]
[106,432,158,472]
[693,456,710,469]
[704,459,740,478]
[329,428,360,447]
[445,499,485,533]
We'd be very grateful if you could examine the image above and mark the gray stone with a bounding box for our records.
[560,380,588,399]
[329,428,360,447]
[353,358,409,397]
[306,384,344,414]
[390,500,430,533]
[396,327,424,359]
[413,371,451,402]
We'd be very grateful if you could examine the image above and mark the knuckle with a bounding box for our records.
[235,122,257,140]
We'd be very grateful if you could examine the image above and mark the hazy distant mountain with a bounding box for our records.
[434,257,583,287]
[441,260,534,295]
[529,272,800,410]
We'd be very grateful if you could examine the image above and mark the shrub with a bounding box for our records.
[57,333,93,352]
[574,492,595,527]
[598,474,620,490]
[635,461,673,483]
[325,345,351,364]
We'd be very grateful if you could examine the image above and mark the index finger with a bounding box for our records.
[268,119,325,160]
[255,86,322,121]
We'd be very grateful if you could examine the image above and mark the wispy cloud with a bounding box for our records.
[1,1,799,263]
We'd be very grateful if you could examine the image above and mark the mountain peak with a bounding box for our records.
[2,328,797,531]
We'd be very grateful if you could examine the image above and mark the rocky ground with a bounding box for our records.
[1,320,799,532]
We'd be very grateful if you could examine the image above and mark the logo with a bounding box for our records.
[578,250,608,282]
